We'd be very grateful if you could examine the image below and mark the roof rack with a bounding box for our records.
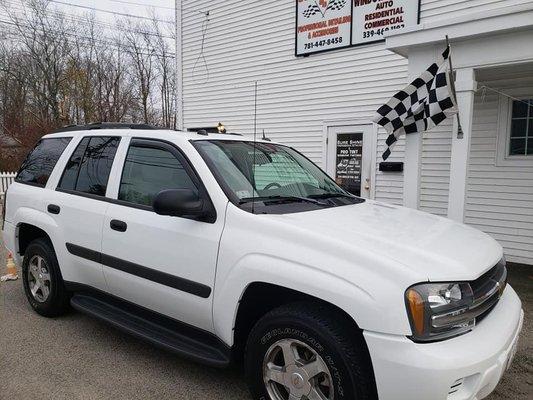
[187,127,243,136]
[52,122,158,133]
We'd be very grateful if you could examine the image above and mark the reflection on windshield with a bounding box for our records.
[194,140,353,205]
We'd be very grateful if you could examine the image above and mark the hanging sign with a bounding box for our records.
[295,0,420,56]
[296,0,352,56]
[352,0,419,45]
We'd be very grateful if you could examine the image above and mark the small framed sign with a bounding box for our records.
[295,0,420,56]
[352,0,420,45]
[296,0,352,56]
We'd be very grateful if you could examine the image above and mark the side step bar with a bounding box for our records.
[70,293,231,368]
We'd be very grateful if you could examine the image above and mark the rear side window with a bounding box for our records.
[16,137,72,187]
[59,137,90,191]
[118,144,197,207]
[58,136,120,196]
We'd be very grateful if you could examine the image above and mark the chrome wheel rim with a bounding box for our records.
[27,255,51,303]
[263,339,334,400]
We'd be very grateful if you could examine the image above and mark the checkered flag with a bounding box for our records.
[373,47,457,160]
[326,0,347,11]
[302,4,322,18]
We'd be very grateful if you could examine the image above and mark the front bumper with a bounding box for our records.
[364,285,523,400]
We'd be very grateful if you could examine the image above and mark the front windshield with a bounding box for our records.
[194,140,352,205]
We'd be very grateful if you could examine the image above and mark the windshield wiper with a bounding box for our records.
[239,195,328,206]
[308,193,355,199]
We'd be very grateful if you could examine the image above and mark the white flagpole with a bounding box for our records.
[446,35,464,139]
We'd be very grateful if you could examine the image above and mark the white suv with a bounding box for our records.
[2,124,523,400]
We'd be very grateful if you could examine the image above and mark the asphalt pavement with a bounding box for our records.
[0,232,531,399]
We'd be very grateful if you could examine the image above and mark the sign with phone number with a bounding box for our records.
[296,0,420,56]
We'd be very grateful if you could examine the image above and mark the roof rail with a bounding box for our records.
[52,122,158,133]
[187,127,243,136]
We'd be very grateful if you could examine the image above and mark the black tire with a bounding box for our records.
[22,238,70,317]
[245,302,377,400]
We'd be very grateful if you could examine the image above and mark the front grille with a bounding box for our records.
[470,261,507,324]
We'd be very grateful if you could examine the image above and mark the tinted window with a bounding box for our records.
[16,137,72,187]
[119,145,197,207]
[58,137,90,191]
[58,136,120,196]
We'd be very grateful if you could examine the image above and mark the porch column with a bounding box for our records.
[403,48,434,209]
[447,68,477,222]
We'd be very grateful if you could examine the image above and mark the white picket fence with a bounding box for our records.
[0,172,16,197]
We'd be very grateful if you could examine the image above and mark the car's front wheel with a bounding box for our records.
[244,302,377,400]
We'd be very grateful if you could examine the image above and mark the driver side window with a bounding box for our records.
[118,142,197,207]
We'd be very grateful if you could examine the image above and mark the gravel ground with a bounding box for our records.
[0,232,531,400]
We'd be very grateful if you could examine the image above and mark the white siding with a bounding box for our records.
[182,0,531,214]
[182,0,407,205]
[375,129,405,205]
[420,121,453,216]
[420,0,533,23]
[465,89,533,265]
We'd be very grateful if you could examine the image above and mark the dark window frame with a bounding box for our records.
[509,98,532,156]
[15,137,73,188]
[55,137,217,223]
[57,135,121,197]
[104,138,217,222]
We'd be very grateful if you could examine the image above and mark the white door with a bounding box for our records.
[101,139,224,333]
[52,135,121,291]
[326,124,375,199]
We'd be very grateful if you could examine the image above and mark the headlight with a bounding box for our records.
[405,282,475,342]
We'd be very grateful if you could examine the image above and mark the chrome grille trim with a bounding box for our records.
[471,262,507,322]
[431,262,507,329]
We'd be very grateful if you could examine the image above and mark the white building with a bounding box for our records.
[177,1,533,266]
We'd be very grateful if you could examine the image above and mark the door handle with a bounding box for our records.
[110,219,127,232]
[47,204,60,215]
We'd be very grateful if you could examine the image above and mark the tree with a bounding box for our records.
[0,0,176,169]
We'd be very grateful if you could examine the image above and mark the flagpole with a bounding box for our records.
[446,35,464,139]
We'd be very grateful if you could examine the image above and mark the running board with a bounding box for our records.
[70,293,231,368]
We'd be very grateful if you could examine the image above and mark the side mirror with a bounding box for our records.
[153,189,205,218]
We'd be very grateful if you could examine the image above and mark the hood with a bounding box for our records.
[269,200,502,282]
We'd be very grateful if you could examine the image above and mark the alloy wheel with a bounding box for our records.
[263,338,334,400]
[27,255,51,303]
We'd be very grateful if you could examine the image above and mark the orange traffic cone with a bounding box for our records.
[6,253,16,275]
[1,252,18,281]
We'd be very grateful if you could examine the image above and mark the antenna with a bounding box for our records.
[251,81,258,214]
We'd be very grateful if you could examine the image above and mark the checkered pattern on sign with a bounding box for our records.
[326,0,347,11]
[373,47,457,160]
[302,4,321,18]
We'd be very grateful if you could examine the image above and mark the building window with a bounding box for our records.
[509,99,533,156]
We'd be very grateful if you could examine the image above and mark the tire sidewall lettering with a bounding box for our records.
[259,327,346,397]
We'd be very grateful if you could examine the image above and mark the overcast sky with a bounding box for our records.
[0,0,178,42]
[55,0,175,24]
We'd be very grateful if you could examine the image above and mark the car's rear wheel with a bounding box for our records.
[22,238,70,317]
[244,302,377,400]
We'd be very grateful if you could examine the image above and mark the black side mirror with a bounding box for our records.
[153,189,205,218]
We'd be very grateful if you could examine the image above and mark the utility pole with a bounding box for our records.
[174,0,183,131]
